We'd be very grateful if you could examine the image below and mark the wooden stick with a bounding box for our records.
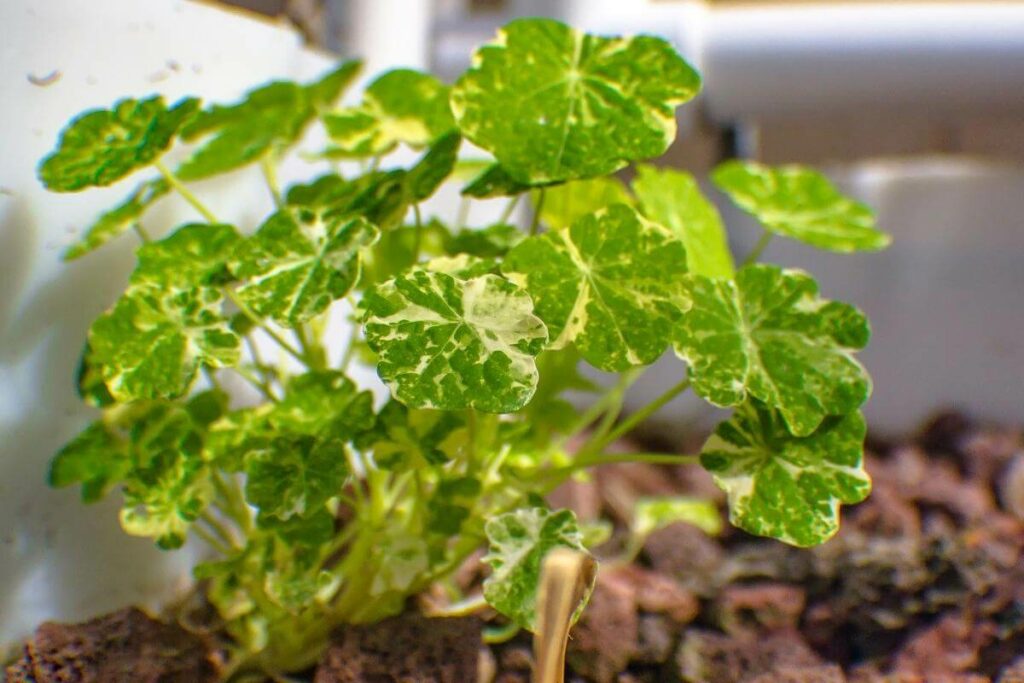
[533,548,597,683]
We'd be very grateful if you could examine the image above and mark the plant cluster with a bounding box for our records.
[41,17,890,677]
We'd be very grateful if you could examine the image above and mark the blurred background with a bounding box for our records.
[1,0,1022,646]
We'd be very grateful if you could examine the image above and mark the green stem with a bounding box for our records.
[132,223,151,243]
[428,593,488,618]
[294,325,325,369]
[154,160,218,223]
[571,452,700,470]
[260,156,283,208]
[456,196,471,230]
[213,472,253,535]
[201,366,223,392]
[412,204,424,261]
[233,365,277,402]
[558,367,643,449]
[499,195,521,224]
[200,510,240,550]
[743,230,773,266]
[224,289,306,365]
[583,377,691,456]
[191,523,232,556]
[530,189,546,235]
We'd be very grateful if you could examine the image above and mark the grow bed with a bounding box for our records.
[7,411,1023,682]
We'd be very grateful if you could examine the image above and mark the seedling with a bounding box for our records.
[41,17,889,677]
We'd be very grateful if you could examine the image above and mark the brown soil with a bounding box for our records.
[6,411,1023,682]
[4,607,219,682]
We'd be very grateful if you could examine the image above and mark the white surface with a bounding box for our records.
[0,0,337,643]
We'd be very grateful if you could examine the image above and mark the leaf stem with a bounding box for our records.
[413,203,424,261]
[499,195,521,224]
[132,223,151,243]
[456,196,471,230]
[583,377,691,456]
[233,364,278,402]
[191,523,233,556]
[571,452,700,469]
[260,156,283,208]
[743,230,773,266]
[213,472,254,536]
[224,289,306,365]
[426,593,488,618]
[154,160,218,223]
[531,189,547,235]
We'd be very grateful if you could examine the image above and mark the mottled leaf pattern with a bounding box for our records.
[63,178,169,261]
[323,69,455,156]
[132,222,241,288]
[632,165,734,278]
[503,204,689,371]
[451,18,701,183]
[701,401,870,546]
[245,436,349,521]
[230,211,379,326]
[712,160,891,252]
[536,176,632,230]
[39,96,198,191]
[633,496,722,538]
[483,507,589,631]
[89,285,240,401]
[361,270,548,412]
[674,264,870,436]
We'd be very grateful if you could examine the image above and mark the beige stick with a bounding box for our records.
[532,548,597,683]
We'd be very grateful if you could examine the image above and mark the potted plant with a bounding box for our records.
[14,16,906,682]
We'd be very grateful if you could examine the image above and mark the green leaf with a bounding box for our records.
[404,132,461,202]
[177,63,359,181]
[245,436,349,521]
[49,422,130,503]
[322,69,455,156]
[424,254,498,279]
[712,160,891,253]
[535,176,632,230]
[75,342,115,408]
[451,18,701,184]
[461,163,542,198]
[229,210,379,326]
[364,220,448,285]
[305,60,363,110]
[271,370,375,439]
[445,223,524,258]
[63,178,169,260]
[120,436,212,549]
[361,270,548,413]
[132,222,241,288]
[357,400,464,469]
[633,496,722,538]
[89,285,240,401]
[632,165,734,278]
[503,204,689,372]
[701,401,870,546]
[40,97,197,192]
[483,507,590,631]
[673,264,871,436]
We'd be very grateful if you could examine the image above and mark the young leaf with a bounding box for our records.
[322,69,455,156]
[503,204,689,372]
[75,342,116,408]
[712,160,891,253]
[701,401,870,547]
[404,131,461,202]
[177,62,359,182]
[63,178,169,261]
[49,422,130,503]
[131,222,241,288]
[451,18,701,184]
[270,370,375,439]
[535,176,632,230]
[673,264,871,436]
[229,210,379,326]
[120,445,213,549]
[39,97,197,192]
[632,496,722,538]
[305,60,364,111]
[632,165,734,279]
[361,270,548,413]
[445,223,524,258]
[357,400,464,469]
[89,285,240,401]
[245,435,349,521]
[483,507,589,631]
[461,163,541,198]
